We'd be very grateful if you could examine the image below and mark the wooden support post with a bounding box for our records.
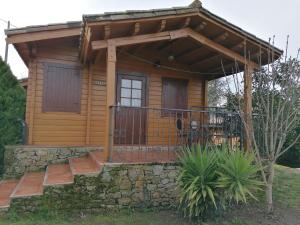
[243,64,253,151]
[28,60,37,145]
[202,79,208,107]
[85,64,92,145]
[104,42,117,161]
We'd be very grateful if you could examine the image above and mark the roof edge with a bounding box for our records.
[5,21,82,36]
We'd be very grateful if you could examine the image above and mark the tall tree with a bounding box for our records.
[226,56,300,213]
[0,56,26,176]
[208,78,226,107]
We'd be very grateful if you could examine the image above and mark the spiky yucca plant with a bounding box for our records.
[216,150,263,203]
[178,145,219,218]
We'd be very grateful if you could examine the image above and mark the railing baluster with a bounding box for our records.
[111,106,240,163]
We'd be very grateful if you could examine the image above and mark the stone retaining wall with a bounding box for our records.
[10,163,180,213]
[4,146,103,178]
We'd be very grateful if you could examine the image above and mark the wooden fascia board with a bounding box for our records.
[6,27,81,44]
[86,12,199,27]
[197,12,282,57]
[92,29,188,50]
[185,28,258,68]
[91,27,258,68]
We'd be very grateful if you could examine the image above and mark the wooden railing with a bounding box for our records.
[107,106,244,162]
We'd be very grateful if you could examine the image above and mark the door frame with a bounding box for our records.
[116,70,149,107]
[115,71,149,145]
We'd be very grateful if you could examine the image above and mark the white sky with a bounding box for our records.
[0,0,299,79]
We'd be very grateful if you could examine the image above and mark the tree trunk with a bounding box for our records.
[266,163,275,213]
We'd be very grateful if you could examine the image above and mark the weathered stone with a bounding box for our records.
[4,146,103,178]
[153,165,164,175]
[7,162,180,214]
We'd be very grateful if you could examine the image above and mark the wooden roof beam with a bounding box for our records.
[92,27,258,68]
[132,22,140,36]
[80,27,92,63]
[189,32,229,66]
[181,17,191,28]
[92,29,188,50]
[177,32,229,61]
[104,25,111,39]
[157,19,167,32]
[185,28,258,68]
[6,27,81,44]
[194,21,207,32]
[156,17,192,51]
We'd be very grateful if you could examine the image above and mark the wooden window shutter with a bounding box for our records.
[43,62,81,113]
[162,78,188,115]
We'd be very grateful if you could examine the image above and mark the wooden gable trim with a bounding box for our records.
[6,27,81,44]
[92,29,188,50]
[92,27,258,68]
[185,28,258,68]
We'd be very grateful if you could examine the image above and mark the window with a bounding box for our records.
[162,78,188,113]
[120,78,143,107]
[43,62,81,113]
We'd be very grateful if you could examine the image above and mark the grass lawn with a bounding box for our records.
[0,165,299,225]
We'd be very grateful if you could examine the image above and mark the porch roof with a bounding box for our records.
[5,1,283,79]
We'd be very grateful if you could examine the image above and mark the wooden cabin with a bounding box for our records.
[5,0,282,162]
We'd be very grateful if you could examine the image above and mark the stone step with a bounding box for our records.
[11,172,45,198]
[88,151,105,166]
[0,180,19,208]
[44,164,74,186]
[69,155,102,175]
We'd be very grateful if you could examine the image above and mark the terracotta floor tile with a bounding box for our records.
[89,151,105,164]
[11,172,45,198]
[44,164,74,186]
[0,180,19,207]
[112,151,178,163]
[87,150,177,164]
[69,156,101,175]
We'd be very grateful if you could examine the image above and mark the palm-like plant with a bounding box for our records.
[216,150,263,203]
[178,145,219,218]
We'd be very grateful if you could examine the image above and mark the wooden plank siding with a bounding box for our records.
[25,41,205,147]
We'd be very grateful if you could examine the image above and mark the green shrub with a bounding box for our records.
[216,150,263,203]
[178,145,263,220]
[178,146,219,219]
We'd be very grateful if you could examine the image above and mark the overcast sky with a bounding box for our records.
[0,0,299,79]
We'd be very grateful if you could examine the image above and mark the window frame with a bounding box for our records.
[161,77,189,117]
[42,62,82,113]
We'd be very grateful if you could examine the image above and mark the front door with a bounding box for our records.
[115,74,147,145]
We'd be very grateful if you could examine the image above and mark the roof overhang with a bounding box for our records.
[5,22,82,66]
[5,1,283,79]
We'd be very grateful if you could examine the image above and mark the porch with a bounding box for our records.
[107,106,243,163]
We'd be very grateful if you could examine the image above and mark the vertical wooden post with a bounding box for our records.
[243,64,253,151]
[85,64,92,145]
[104,42,117,161]
[28,60,37,145]
[202,80,208,107]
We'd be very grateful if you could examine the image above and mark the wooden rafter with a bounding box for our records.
[132,22,140,36]
[104,25,111,39]
[177,32,229,61]
[185,28,258,68]
[181,17,191,28]
[194,21,207,32]
[6,27,81,44]
[92,29,188,50]
[80,27,92,63]
[92,27,258,68]
[192,54,221,67]
[156,17,192,51]
[157,19,167,32]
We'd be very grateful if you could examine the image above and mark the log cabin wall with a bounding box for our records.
[25,41,205,147]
